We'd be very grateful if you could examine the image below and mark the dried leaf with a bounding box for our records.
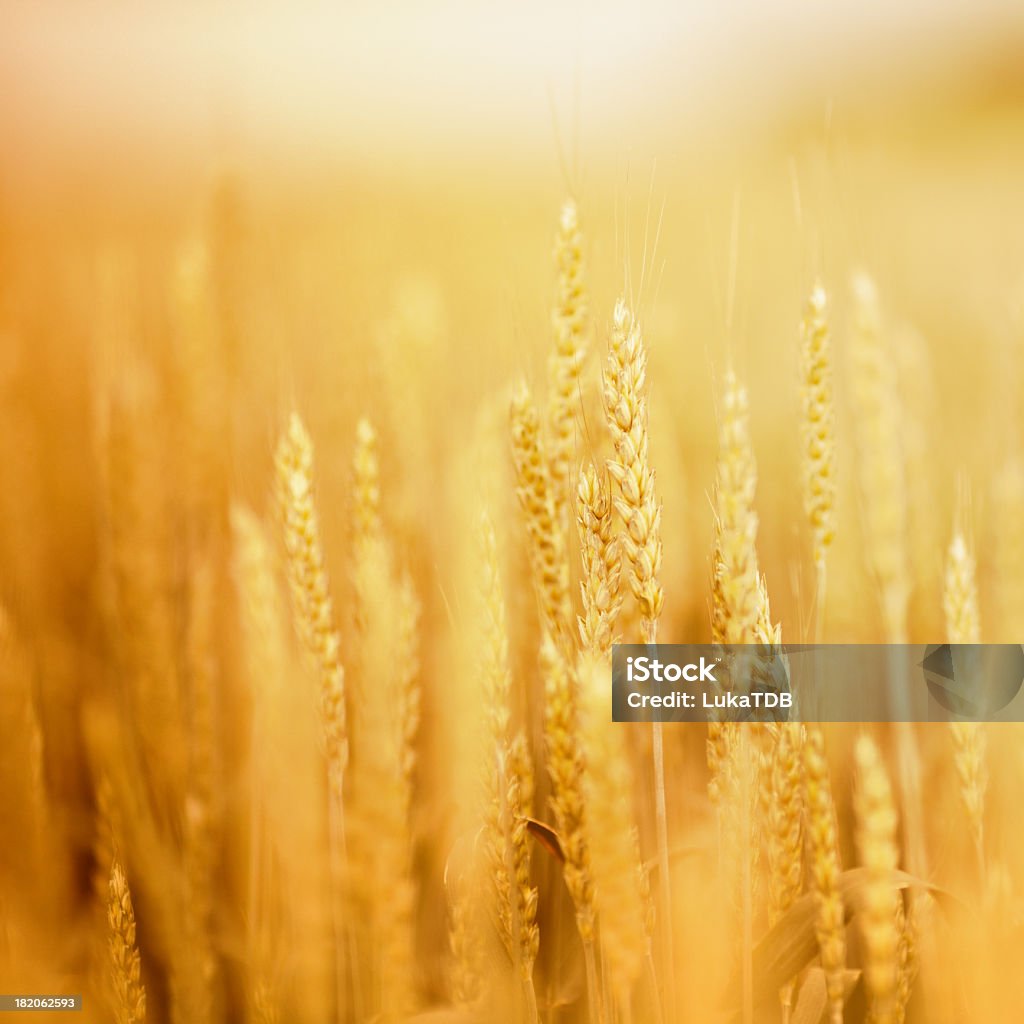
[525,817,565,862]
[792,967,826,1024]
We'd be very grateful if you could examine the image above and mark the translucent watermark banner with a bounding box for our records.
[611,644,1024,723]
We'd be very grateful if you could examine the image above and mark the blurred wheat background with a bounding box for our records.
[3,1,1024,1022]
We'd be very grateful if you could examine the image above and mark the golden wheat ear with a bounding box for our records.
[853,735,902,1024]
[800,282,836,638]
[477,508,539,1001]
[711,367,761,645]
[576,463,622,659]
[849,273,909,644]
[803,728,846,1024]
[548,199,589,524]
[273,413,350,1018]
[107,860,147,1024]
[603,299,663,642]
[274,413,348,792]
[510,380,572,646]
[943,530,987,880]
[800,283,836,568]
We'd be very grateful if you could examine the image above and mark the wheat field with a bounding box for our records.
[2,15,1024,1023]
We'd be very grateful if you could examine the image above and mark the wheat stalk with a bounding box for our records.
[849,273,909,643]
[230,504,293,1023]
[172,560,218,1024]
[992,458,1024,638]
[578,653,646,1019]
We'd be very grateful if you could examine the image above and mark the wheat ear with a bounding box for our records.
[275,413,348,799]
[576,463,623,660]
[506,730,541,1017]
[848,275,927,919]
[274,413,349,1017]
[108,860,147,1024]
[849,273,909,643]
[800,282,836,635]
[603,298,671,1019]
[603,299,663,636]
[943,531,987,879]
[804,727,846,1024]
[348,421,420,1019]
[541,638,594,935]
[993,459,1024,638]
[448,878,483,1011]
[478,509,539,1011]
[510,380,572,645]
[540,638,602,1024]
[548,199,589,521]
[711,368,762,645]
[719,727,761,1024]
[854,736,901,1024]
[764,723,805,1022]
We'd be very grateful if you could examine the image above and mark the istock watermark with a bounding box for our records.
[611,644,1024,723]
